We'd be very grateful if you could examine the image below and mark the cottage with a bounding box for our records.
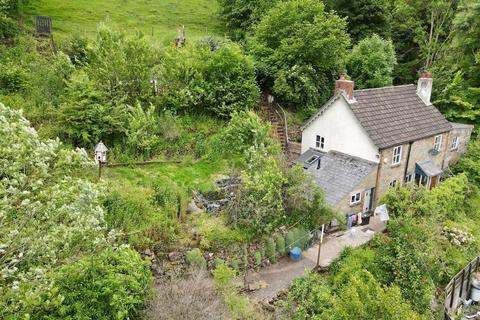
[296,71,473,215]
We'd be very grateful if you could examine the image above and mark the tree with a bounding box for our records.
[249,0,350,111]
[0,103,151,318]
[158,41,259,117]
[456,138,480,185]
[391,0,458,83]
[217,0,278,40]
[347,34,397,89]
[325,0,391,43]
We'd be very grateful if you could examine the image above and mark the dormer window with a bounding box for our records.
[316,135,325,150]
[392,146,402,165]
[433,135,442,152]
[451,136,459,151]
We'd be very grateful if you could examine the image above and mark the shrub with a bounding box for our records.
[230,258,240,271]
[151,176,184,219]
[0,15,19,40]
[48,248,151,320]
[286,230,296,251]
[186,248,207,270]
[213,263,237,291]
[146,272,229,320]
[275,234,286,256]
[254,251,262,267]
[265,238,276,263]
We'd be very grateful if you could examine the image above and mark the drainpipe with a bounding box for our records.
[403,141,413,183]
[373,150,383,206]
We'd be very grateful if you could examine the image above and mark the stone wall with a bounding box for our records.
[374,132,450,204]
[444,125,474,167]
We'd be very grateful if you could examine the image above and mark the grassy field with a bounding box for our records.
[21,0,225,45]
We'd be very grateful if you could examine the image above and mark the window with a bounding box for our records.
[315,135,325,149]
[350,192,361,205]
[392,146,402,165]
[389,180,397,188]
[405,174,413,183]
[433,135,442,152]
[305,155,319,165]
[451,136,459,151]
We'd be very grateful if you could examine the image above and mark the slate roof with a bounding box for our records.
[416,160,442,177]
[296,149,377,207]
[351,85,452,149]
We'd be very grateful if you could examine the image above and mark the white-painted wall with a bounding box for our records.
[301,97,380,162]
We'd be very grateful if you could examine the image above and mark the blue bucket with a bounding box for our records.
[289,246,302,261]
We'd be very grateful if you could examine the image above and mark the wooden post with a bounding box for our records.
[450,277,456,308]
[316,224,325,267]
[98,161,102,179]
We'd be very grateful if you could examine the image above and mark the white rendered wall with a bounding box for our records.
[301,98,379,162]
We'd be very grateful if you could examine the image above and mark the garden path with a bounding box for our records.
[245,216,386,302]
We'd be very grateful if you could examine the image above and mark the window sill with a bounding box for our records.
[350,202,361,207]
[390,163,402,168]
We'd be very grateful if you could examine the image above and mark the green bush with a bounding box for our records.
[0,15,19,40]
[0,63,29,93]
[265,238,276,263]
[230,258,239,271]
[186,248,207,270]
[46,248,151,320]
[286,230,296,251]
[275,234,286,256]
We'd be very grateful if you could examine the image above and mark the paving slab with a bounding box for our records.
[245,216,386,302]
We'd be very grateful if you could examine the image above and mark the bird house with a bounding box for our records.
[94,141,108,163]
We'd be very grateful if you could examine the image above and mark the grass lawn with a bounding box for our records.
[102,157,227,195]
[21,0,225,46]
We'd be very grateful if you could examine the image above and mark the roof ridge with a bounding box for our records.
[354,84,414,92]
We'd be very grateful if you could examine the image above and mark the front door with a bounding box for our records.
[363,189,372,213]
[430,175,438,189]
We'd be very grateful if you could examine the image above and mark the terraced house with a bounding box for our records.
[295,71,473,215]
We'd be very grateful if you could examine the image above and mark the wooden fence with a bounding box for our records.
[444,256,480,319]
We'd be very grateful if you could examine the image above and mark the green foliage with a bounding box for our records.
[286,230,295,251]
[0,103,147,318]
[230,152,285,236]
[249,0,350,110]
[158,41,259,117]
[125,103,161,158]
[275,234,286,256]
[102,191,175,249]
[213,263,237,290]
[44,248,151,320]
[265,238,276,262]
[347,34,397,89]
[213,110,274,160]
[254,251,262,267]
[325,0,391,43]
[456,139,480,185]
[57,71,125,147]
[186,248,207,270]
[151,176,186,220]
[218,0,278,40]
[0,14,18,39]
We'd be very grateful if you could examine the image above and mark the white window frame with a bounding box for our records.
[389,180,397,188]
[451,136,459,151]
[433,135,442,152]
[350,192,361,205]
[316,135,325,150]
[305,155,319,165]
[392,146,402,165]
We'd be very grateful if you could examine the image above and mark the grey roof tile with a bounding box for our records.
[351,85,452,149]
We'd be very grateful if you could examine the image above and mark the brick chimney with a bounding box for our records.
[335,74,354,101]
[417,69,433,105]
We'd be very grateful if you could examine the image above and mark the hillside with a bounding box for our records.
[20,0,225,45]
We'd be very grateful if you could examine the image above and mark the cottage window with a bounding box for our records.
[433,135,442,152]
[350,192,361,205]
[389,180,397,188]
[316,135,325,149]
[405,174,413,183]
[451,136,459,151]
[392,146,402,165]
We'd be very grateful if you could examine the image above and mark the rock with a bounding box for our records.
[207,203,221,213]
[187,199,203,214]
[168,251,182,262]
[248,280,268,291]
[144,248,152,256]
